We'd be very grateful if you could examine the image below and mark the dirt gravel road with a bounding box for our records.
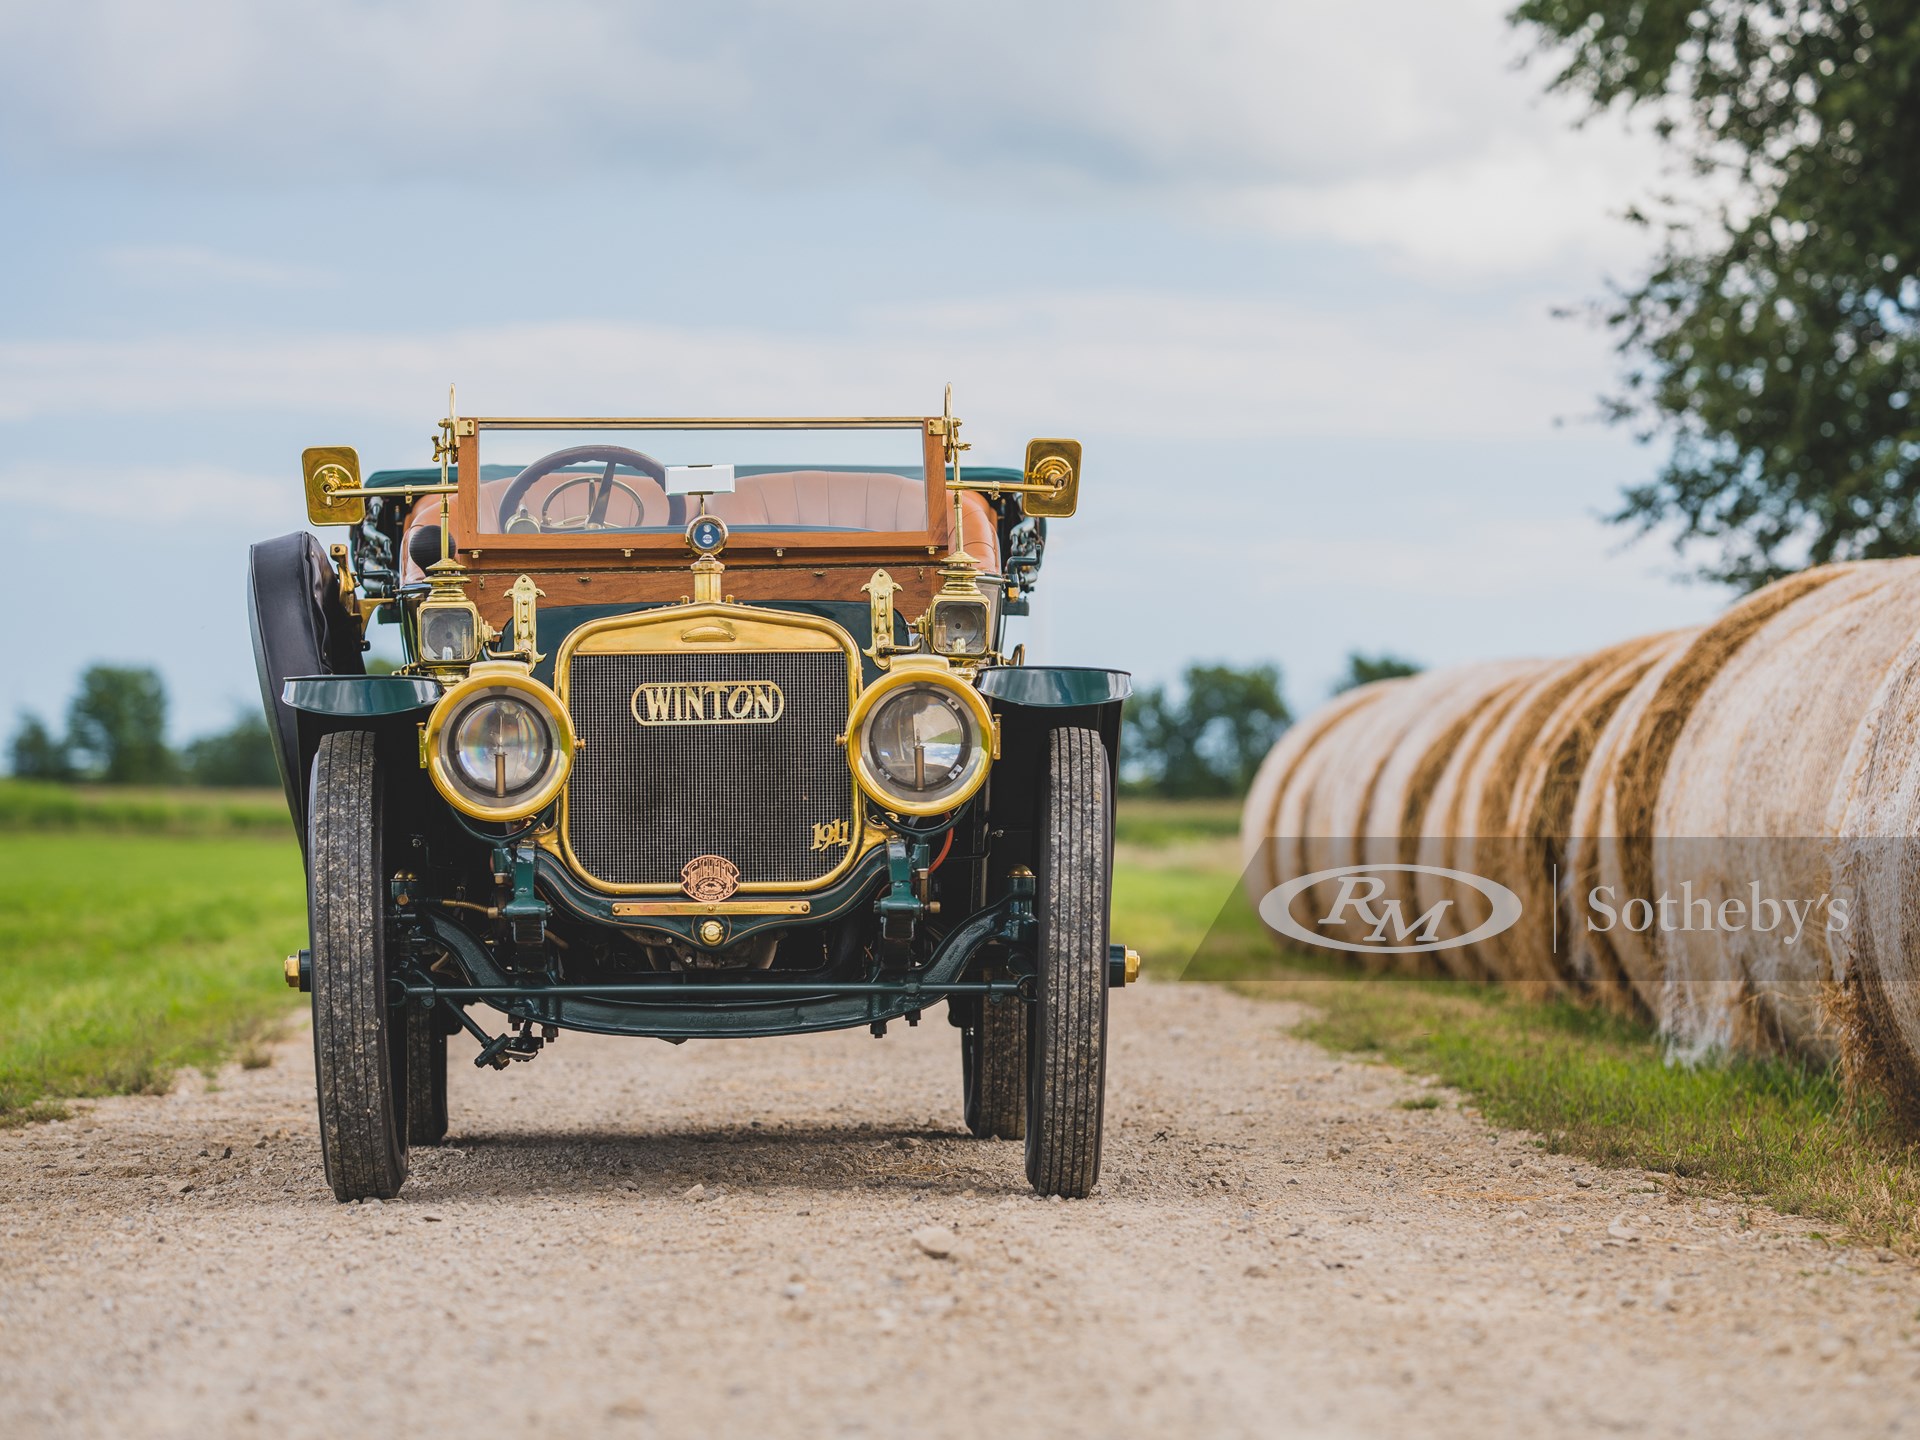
[7,981,1920,1439]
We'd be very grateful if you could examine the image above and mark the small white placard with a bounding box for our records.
[664,463,736,495]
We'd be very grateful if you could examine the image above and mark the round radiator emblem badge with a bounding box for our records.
[681,854,741,902]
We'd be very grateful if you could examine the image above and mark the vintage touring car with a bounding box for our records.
[249,393,1133,1202]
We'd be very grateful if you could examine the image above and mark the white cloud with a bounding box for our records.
[0,288,1615,445]
[0,0,1662,277]
[0,461,288,524]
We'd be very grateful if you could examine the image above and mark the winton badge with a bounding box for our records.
[633,679,784,726]
[680,854,741,902]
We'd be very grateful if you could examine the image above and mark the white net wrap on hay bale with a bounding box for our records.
[1829,615,1920,1127]
[1343,662,1544,972]
[1238,679,1403,908]
[1564,567,1848,1020]
[1657,560,1920,1064]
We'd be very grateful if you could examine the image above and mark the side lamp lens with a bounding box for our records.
[930,599,990,657]
[420,605,478,664]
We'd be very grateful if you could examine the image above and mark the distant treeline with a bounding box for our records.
[1120,652,1420,798]
[9,666,278,788]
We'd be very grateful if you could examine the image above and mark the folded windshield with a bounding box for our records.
[472,425,930,538]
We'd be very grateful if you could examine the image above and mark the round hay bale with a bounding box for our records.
[1238,678,1404,907]
[1407,665,1562,980]
[1430,638,1678,986]
[1654,560,1920,1062]
[1491,632,1689,992]
[1830,626,1920,1128]
[1565,564,1853,1021]
[1564,640,1696,1015]
[1244,663,1536,964]
[1336,660,1542,968]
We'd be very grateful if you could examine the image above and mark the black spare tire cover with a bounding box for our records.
[247,532,364,840]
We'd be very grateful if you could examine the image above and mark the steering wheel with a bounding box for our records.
[494,445,667,533]
[537,471,651,530]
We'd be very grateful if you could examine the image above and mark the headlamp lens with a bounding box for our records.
[864,684,976,802]
[450,694,552,799]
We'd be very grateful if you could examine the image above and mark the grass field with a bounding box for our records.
[0,831,306,1126]
[0,779,292,836]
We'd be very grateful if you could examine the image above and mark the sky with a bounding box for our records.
[0,0,1731,743]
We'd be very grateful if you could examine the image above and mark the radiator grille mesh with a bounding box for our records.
[564,647,853,888]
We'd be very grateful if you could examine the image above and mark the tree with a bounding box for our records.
[7,714,72,780]
[182,711,281,787]
[1332,652,1423,694]
[1123,663,1291,797]
[1511,0,1920,588]
[65,665,175,784]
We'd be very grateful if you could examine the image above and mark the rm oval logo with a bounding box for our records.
[1259,863,1522,955]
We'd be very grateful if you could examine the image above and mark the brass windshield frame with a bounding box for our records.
[450,416,949,559]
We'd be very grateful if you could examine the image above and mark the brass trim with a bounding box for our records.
[553,603,869,895]
[330,482,458,500]
[470,416,931,431]
[302,445,365,526]
[611,900,813,917]
[843,657,993,817]
[424,663,576,822]
[948,438,1081,517]
[503,574,546,665]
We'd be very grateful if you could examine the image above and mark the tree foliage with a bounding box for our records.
[181,712,281,788]
[1123,663,1291,797]
[7,670,286,788]
[7,715,73,781]
[1512,0,1920,588]
[1332,651,1424,694]
[65,666,176,784]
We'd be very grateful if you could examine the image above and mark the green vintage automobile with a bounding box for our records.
[249,392,1134,1202]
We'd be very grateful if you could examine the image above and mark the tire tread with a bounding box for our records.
[310,730,407,1201]
[1025,726,1110,1197]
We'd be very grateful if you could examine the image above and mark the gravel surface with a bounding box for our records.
[6,981,1920,1438]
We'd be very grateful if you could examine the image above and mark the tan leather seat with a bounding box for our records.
[710,471,999,570]
[400,474,671,581]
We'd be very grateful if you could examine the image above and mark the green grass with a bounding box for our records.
[0,780,292,836]
[0,833,307,1125]
[1111,794,1920,1254]
[1114,794,1241,848]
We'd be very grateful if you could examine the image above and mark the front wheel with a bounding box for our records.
[962,985,1027,1139]
[1025,726,1112,1198]
[405,1007,448,1147]
[309,730,409,1201]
